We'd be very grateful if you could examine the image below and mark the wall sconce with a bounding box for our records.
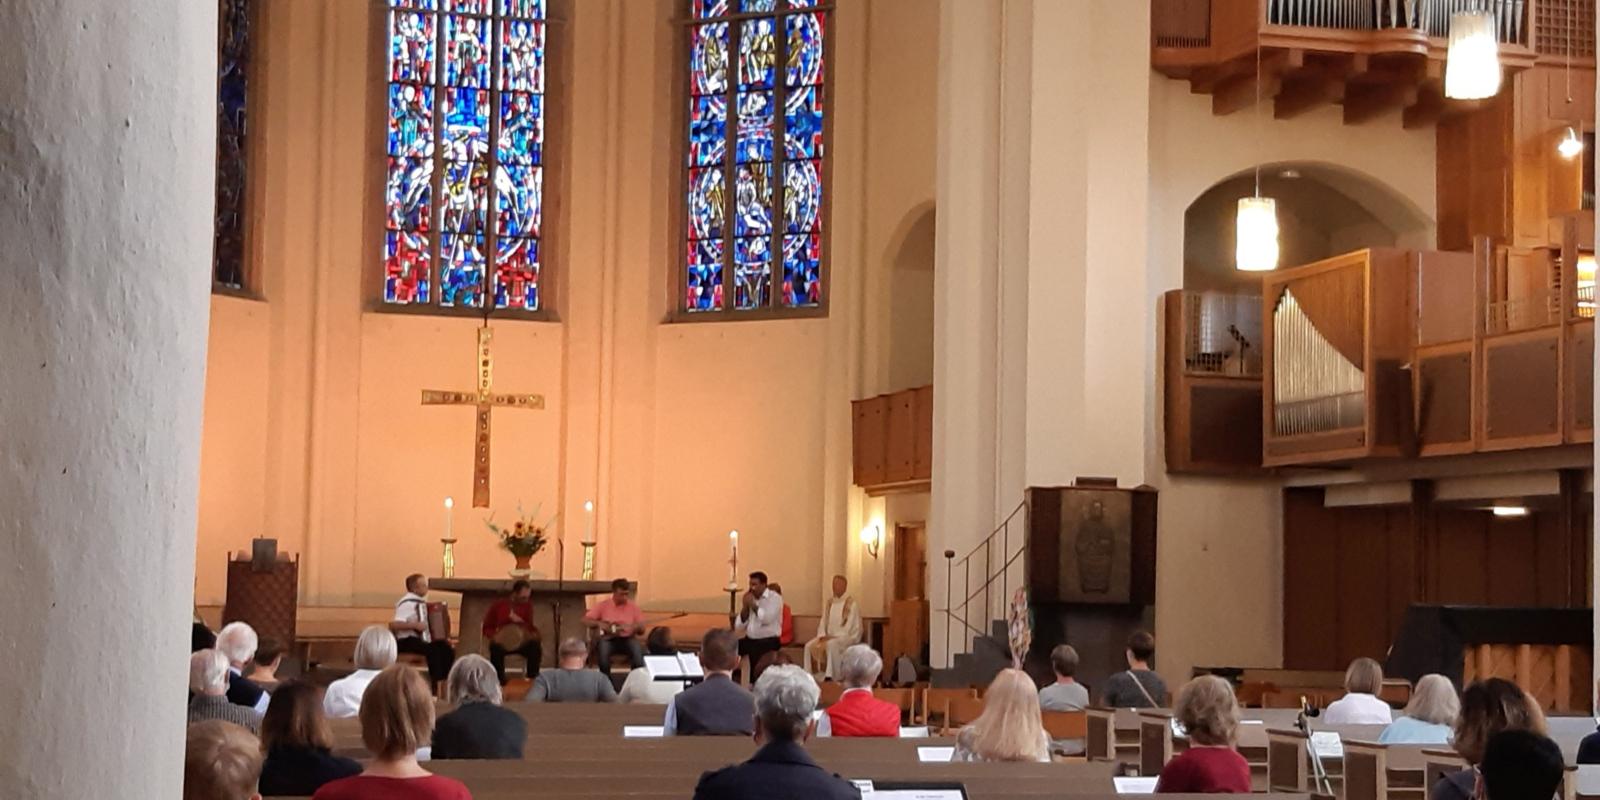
[859,524,882,559]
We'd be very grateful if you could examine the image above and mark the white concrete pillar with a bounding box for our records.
[0,2,215,796]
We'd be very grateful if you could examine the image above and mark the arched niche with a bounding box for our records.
[886,203,936,390]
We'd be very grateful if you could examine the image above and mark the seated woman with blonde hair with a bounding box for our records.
[952,669,1050,763]
[1322,657,1393,724]
[311,665,472,800]
[1155,675,1251,793]
[1380,674,1459,745]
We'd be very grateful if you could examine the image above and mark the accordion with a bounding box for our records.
[426,601,452,642]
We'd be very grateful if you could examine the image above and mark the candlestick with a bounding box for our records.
[440,496,456,578]
[726,529,739,591]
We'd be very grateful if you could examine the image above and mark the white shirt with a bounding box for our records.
[618,667,685,705]
[394,592,429,642]
[323,669,380,719]
[737,590,783,640]
[819,595,861,642]
[1322,692,1393,725]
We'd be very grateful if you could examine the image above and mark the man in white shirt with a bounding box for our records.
[388,573,455,686]
[803,574,861,680]
[735,571,784,684]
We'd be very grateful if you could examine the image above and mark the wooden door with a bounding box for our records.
[894,523,927,600]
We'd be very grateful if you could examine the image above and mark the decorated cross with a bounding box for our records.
[422,325,544,508]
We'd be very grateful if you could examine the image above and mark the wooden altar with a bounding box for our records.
[430,578,622,669]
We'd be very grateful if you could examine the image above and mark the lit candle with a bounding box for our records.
[444,496,454,540]
[728,530,739,587]
[583,500,595,544]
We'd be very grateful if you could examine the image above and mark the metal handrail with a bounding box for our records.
[938,499,1028,668]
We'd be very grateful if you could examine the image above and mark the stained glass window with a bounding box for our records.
[384,0,547,312]
[214,0,252,291]
[684,0,827,315]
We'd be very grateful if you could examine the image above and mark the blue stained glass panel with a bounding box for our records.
[734,237,772,310]
[389,11,436,84]
[499,19,544,92]
[686,239,725,312]
[735,163,772,238]
[385,229,432,304]
[215,0,251,290]
[386,157,434,231]
[498,92,543,164]
[445,0,487,11]
[391,0,438,9]
[692,0,730,19]
[496,164,542,238]
[443,87,490,159]
[740,0,777,11]
[738,19,776,89]
[782,159,821,233]
[787,0,820,9]
[736,90,773,163]
[688,95,726,167]
[500,0,544,17]
[494,237,539,310]
[445,15,491,87]
[782,232,821,307]
[784,85,823,159]
[688,166,726,241]
[691,24,729,96]
[785,13,824,87]
[440,232,486,307]
[388,84,434,158]
[441,160,489,232]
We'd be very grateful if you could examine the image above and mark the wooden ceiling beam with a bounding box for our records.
[1275,72,1344,119]
[1213,70,1284,115]
[1402,79,1445,130]
[1344,80,1420,125]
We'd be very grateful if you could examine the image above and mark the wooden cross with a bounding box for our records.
[422,326,544,508]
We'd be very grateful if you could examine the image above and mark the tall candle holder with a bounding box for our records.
[440,496,456,578]
[580,500,596,580]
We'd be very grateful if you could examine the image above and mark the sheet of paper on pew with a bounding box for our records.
[1310,731,1344,758]
[917,746,956,762]
[1114,776,1160,794]
[855,780,970,799]
[644,653,703,680]
[900,726,931,738]
[623,725,666,738]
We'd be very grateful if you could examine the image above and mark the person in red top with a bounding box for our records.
[768,582,795,646]
[583,578,645,671]
[817,644,900,738]
[312,665,472,800]
[482,579,541,685]
[1155,675,1252,794]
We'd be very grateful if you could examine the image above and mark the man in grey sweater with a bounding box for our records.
[529,638,618,703]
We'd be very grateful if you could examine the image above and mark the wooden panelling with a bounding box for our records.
[1417,350,1474,449]
[851,397,888,488]
[1569,322,1594,440]
[912,385,934,480]
[1438,90,1515,251]
[1483,333,1562,446]
[851,386,933,493]
[1188,381,1263,467]
[1416,251,1477,345]
[884,392,917,483]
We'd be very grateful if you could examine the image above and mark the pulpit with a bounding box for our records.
[430,578,623,669]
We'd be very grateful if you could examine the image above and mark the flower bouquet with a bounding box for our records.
[486,504,557,576]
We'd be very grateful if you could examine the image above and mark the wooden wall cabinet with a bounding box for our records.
[1162,290,1266,475]
[851,385,932,494]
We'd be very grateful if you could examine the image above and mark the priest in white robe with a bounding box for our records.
[803,575,862,680]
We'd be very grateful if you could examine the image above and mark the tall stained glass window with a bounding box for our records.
[215,0,252,291]
[385,0,547,312]
[684,0,827,316]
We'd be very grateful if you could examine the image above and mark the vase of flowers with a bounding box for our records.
[485,504,555,578]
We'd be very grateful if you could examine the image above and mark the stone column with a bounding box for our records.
[0,2,215,797]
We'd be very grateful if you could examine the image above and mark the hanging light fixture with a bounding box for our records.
[1444,11,1501,100]
[1236,38,1278,272]
[1556,0,1584,160]
[1559,126,1585,159]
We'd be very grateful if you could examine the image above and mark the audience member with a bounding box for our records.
[584,578,645,671]
[1430,678,1548,800]
[1380,674,1459,744]
[816,644,899,738]
[803,575,861,680]
[246,636,285,692]
[324,625,398,719]
[482,579,542,685]
[389,573,455,686]
[190,649,263,733]
[530,638,618,703]
[433,655,527,759]
[311,665,472,800]
[184,719,265,800]
[768,582,795,646]
[216,622,271,713]
[691,665,861,800]
[735,572,784,684]
[1578,723,1600,764]
[953,668,1050,763]
[1100,631,1167,709]
[1323,657,1394,724]
[1479,729,1565,800]
[618,627,688,704]
[1154,676,1251,793]
[666,629,756,736]
[257,681,362,797]
[1039,643,1089,755]
[193,611,217,653]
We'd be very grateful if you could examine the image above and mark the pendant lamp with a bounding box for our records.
[1236,197,1280,273]
[1444,12,1501,100]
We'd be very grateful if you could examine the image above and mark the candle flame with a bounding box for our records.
[444,497,454,509]
[584,500,594,512]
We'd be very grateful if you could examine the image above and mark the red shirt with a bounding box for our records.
[824,689,901,737]
[780,603,794,645]
[312,774,472,800]
[481,599,536,637]
[1155,746,1252,793]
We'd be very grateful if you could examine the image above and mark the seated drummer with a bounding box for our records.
[388,573,455,686]
[583,578,645,671]
[482,579,542,685]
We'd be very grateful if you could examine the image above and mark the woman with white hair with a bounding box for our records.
[953,668,1050,762]
[215,621,271,713]
[431,654,527,760]
[815,644,900,737]
[691,665,861,800]
[1380,674,1460,744]
[188,648,262,733]
[323,625,398,719]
